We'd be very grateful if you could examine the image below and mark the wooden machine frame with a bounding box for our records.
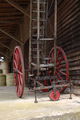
[13,0,72,102]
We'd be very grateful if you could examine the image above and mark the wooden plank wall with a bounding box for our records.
[46,0,80,85]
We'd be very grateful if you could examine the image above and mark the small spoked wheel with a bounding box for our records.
[48,46,69,92]
[49,90,60,101]
[13,46,24,98]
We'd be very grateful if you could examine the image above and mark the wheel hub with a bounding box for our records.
[14,69,17,74]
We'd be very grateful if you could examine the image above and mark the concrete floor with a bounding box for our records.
[0,86,80,120]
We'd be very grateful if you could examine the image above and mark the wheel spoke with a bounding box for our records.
[14,72,17,78]
[58,70,66,76]
[56,50,60,63]
[16,77,19,93]
[13,60,17,69]
[14,53,17,64]
[19,64,22,71]
[20,75,23,85]
[58,64,66,69]
[17,70,22,75]
[18,74,22,95]
[58,56,63,67]
[51,52,54,63]
[56,71,63,81]
[17,51,20,69]
[16,49,19,67]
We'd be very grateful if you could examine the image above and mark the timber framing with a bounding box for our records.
[0,52,11,59]
[0,20,22,24]
[0,42,13,52]
[0,28,24,45]
[5,0,30,17]
[0,36,11,39]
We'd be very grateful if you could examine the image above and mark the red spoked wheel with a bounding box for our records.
[13,46,24,98]
[49,90,60,101]
[48,46,69,92]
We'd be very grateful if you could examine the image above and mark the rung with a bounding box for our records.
[32,10,46,13]
[40,38,54,41]
[32,34,44,37]
[32,26,45,29]
[41,57,52,61]
[32,19,45,22]
[32,48,42,51]
[32,41,44,44]
[32,56,42,58]
[33,1,46,4]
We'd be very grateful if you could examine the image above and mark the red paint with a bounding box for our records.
[49,90,60,101]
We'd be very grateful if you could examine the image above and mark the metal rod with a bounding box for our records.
[34,80,38,103]
[34,83,70,90]
[69,79,72,99]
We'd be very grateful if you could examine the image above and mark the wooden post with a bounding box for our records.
[37,0,40,77]
[29,0,32,73]
[54,0,57,77]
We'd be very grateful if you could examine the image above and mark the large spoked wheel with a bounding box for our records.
[13,46,24,98]
[49,90,60,101]
[48,46,69,92]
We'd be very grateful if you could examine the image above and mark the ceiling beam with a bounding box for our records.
[0,52,11,59]
[0,42,13,51]
[0,28,24,45]
[5,0,30,18]
[0,20,22,24]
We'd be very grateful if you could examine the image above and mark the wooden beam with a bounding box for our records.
[0,28,24,45]
[5,0,30,17]
[0,20,22,24]
[0,42,13,51]
[0,52,11,59]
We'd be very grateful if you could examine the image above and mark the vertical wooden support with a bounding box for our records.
[43,0,45,57]
[37,0,40,77]
[54,0,57,77]
[29,0,32,73]
[44,0,48,57]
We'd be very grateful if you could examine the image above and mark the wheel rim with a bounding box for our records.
[49,90,60,101]
[48,46,69,92]
[13,46,24,98]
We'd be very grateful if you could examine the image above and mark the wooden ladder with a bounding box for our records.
[29,0,54,77]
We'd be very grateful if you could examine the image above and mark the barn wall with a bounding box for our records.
[47,0,80,85]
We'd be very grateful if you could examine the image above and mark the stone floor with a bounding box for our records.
[0,86,80,120]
